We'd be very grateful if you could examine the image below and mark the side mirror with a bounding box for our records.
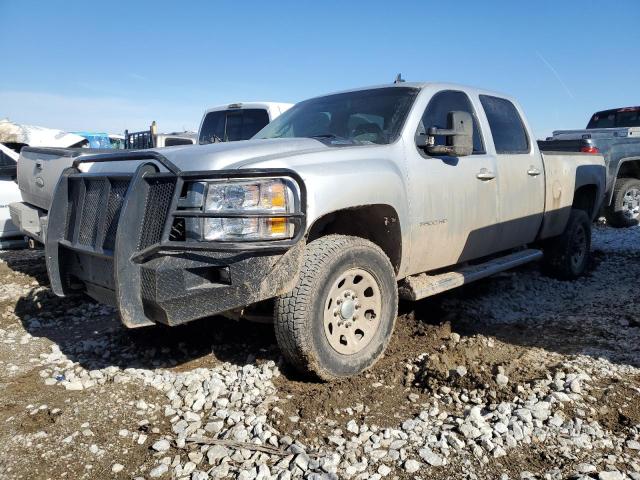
[417,110,473,157]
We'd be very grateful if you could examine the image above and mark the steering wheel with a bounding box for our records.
[352,123,385,144]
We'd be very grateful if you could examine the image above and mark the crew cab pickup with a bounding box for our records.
[539,106,640,227]
[10,101,292,244]
[44,83,605,380]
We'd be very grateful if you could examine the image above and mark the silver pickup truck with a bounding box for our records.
[44,82,606,380]
[539,106,640,227]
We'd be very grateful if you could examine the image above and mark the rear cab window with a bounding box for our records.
[479,95,530,154]
[199,109,270,144]
[587,108,640,129]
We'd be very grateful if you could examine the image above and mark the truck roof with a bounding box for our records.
[593,106,640,114]
[306,81,517,103]
[203,102,294,114]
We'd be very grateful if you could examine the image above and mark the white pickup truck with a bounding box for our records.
[10,101,292,244]
[44,82,606,380]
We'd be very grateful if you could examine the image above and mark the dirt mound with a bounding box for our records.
[410,334,557,404]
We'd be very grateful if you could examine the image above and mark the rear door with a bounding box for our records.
[479,95,544,250]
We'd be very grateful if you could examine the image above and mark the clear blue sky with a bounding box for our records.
[1,0,638,138]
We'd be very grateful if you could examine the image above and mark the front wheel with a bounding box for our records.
[543,208,591,280]
[605,177,640,228]
[274,235,398,380]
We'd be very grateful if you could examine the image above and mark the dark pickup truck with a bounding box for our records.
[539,106,640,227]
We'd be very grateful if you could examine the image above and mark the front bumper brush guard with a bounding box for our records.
[45,151,306,328]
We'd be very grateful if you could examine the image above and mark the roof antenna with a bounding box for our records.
[394,73,405,84]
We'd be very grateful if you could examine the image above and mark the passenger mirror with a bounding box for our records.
[417,110,473,157]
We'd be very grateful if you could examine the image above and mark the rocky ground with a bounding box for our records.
[0,224,639,480]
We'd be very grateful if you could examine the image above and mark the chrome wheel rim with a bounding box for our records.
[622,188,640,219]
[323,268,382,355]
[571,224,587,269]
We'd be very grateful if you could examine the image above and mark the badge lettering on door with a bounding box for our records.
[420,219,447,227]
[35,177,45,188]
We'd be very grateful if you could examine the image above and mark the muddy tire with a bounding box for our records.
[605,177,640,228]
[543,208,591,280]
[274,235,398,380]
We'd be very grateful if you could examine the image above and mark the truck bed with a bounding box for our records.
[538,151,606,239]
[550,126,640,141]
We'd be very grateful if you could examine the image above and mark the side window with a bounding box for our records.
[479,95,530,154]
[419,90,485,154]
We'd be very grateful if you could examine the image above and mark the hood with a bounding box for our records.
[160,138,330,171]
[84,137,393,176]
[84,137,332,174]
[0,119,87,148]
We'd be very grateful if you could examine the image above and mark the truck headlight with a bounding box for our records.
[184,178,299,242]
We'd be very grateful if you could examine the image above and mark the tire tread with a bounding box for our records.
[275,235,396,380]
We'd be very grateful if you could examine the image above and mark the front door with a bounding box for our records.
[408,90,499,274]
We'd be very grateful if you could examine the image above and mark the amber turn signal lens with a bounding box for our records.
[268,217,287,235]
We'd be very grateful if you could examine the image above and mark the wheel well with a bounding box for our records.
[572,184,598,218]
[307,205,402,273]
[617,159,640,179]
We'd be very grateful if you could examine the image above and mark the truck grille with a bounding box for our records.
[66,178,131,251]
[65,175,177,254]
[137,177,176,250]
[103,180,130,250]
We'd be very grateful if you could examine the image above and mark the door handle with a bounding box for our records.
[527,167,541,176]
[35,161,43,170]
[476,168,495,181]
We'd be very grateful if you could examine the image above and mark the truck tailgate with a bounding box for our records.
[17,147,112,210]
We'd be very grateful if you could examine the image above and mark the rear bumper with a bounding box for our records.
[9,202,47,244]
[45,158,306,328]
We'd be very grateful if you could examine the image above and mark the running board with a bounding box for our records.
[398,249,543,301]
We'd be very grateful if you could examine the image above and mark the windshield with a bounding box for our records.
[199,109,270,144]
[253,87,419,145]
[587,108,640,129]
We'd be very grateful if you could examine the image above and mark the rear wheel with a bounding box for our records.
[543,208,591,280]
[605,177,640,228]
[274,235,398,380]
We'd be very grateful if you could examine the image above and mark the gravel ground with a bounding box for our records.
[0,224,639,480]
